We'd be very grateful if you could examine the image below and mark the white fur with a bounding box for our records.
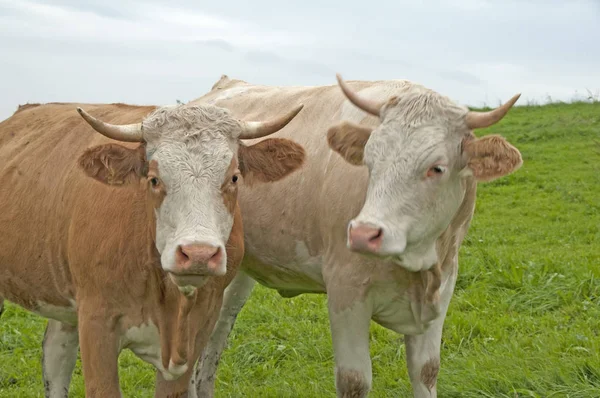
[209,87,250,104]
[121,321,189,381]
[348,90,469,271]
[35,300,77,325]
[328,298,373,392]
[293,241,324,282]
[141,104,241,276]
[42,320,79,398]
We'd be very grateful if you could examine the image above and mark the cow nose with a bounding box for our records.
[175,243,223,275]
[348,224,383,253]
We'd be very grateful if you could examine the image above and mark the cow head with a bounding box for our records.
[328,74,522,272]
[77,103,305,289]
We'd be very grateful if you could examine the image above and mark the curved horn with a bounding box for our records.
[77,107,144,142]
[465,94,521,130]
[239,104,304,140]
[336,73,384,117]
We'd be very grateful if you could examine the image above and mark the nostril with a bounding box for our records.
[210,247,222,262]
[176,245,190,264]
[370,228,383,241]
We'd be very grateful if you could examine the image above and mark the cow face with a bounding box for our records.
[328,75,522,272]
[77,104,305,289]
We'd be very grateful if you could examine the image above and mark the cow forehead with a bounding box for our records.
[364,89,469,166]
[366,123,454,165]
[142,104,242,142]
[140,104,240,184]
[148,137,236,187]
[382,83,469,126]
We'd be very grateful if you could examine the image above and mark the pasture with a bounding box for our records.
[0,101,598,397]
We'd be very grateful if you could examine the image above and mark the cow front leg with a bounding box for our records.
[78,307,122,397]
[327,291,373,398]
[405,267,456,398]
[155,363,198,398]
[195,271,255,397]
[42,320,79,398]
[404,316,445,398]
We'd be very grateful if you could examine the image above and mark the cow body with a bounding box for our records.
[0,101,304,397]
[194,76,520,397]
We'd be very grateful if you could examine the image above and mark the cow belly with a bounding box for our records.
[241,247,326,294]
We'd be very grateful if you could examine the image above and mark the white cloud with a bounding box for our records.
[0,0,598,120]
[0,0,313,47]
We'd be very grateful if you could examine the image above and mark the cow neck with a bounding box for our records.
[407,176,477,328]
[140,201,244,372]
[138,191,204,370]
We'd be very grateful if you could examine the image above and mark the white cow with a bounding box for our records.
[192,74,523,397]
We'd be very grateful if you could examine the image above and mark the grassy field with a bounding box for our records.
[1,102,599,397]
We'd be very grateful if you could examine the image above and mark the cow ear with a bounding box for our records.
[238,138,305,183]
[78,143,147,186]
[463,135,522,182]
[327,121,372,165]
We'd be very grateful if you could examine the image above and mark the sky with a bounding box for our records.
[1,0,599,121]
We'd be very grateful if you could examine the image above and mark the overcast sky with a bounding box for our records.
[1,0,599,121]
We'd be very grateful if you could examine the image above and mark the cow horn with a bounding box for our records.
[336,73,384,117]
[465,94,521,130]
[77,107,144,142]
[239,104,304,140]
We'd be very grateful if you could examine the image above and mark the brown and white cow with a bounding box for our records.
[193,74,523,397]
[0,101,305,397]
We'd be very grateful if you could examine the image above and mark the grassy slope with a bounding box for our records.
[0,102,598,397]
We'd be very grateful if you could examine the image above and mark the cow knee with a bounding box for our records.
[336,368,370,398]
[420,358,440,391]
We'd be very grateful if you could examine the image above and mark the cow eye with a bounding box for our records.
[231,175,239,183]
[150,177,160,187]
[427,165,446,177]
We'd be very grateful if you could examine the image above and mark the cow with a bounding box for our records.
[0,100,305,397]
[193,74,523,397]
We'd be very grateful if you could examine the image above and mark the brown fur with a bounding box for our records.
[336,369,370,398]
[147,160,167,208]
[79,143,148,186]
[420,357,440,391]
[327,121,373,166]
[14,102,73,115]
[221,158,239,215]
[0,102,245,397]
[464,134,523,182]
[238,138,305,184]
[387,96,400,107]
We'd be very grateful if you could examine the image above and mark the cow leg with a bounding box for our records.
[327,292,373,398]
[195,271,255,397]
[155,364,198,398]
[42,320,79,398]
[404,317,445,398]
[405,271,456,398]
[0,297,4,318]
[78,308,122,397]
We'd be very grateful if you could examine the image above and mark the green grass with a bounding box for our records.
[1,102,599,397]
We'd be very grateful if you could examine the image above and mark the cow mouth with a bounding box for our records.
[389,255,436,272]
[168,273,208,289]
